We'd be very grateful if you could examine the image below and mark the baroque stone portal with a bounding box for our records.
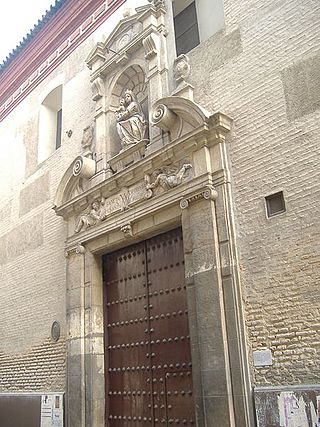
[115,89,147,151]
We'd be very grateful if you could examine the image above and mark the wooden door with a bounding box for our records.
[103,228,195,426]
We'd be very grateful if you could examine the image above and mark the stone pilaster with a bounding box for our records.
[181,197,235,426]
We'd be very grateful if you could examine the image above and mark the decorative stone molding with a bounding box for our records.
[91,76,104,101]
[54,157,96,209]
[81,123,95,158]
[180,185,218,209]
[145,163,192,199]
[151,104,177,132]
[119,187,131,211]
[85,3,169,170]
[151,96,232,142]
[108,139,148,173]
[143,34,158,59]
[147,0,165,8]
[120,223,133,238]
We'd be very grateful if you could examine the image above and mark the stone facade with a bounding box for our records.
[0,0,319,426]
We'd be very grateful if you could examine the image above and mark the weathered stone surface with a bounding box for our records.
[282,53,320,120]
[189,28,242,84]
[0,214,43,263]
[19,173,50,216]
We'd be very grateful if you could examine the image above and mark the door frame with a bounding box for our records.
[102,227,195,424]
[65,186,252,426]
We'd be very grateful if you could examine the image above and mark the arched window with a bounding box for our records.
[38,85,63,163]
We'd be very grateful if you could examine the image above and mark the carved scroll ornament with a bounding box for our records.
[151,104,177,131]
[73,156,96,179]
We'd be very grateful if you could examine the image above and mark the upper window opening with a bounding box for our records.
[172,0,225,55]
[173,1,200,55]
[38,85,63,163]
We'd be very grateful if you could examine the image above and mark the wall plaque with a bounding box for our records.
[253,349,273,367]
[51,321,61,342]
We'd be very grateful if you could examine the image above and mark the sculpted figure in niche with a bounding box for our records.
[75,198,106,233]
[115,89,147,150]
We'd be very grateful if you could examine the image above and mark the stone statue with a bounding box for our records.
[145,163,192,198]
[75,198,106,233]
[115,89,147,150]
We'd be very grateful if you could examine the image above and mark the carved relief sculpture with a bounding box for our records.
[81,124,94,158]
[116,89,147,151]
[75,198,106,233]
[120,223,133,238]
[145,163,192,198]
[173,54,191,84]
[172,54,194,99]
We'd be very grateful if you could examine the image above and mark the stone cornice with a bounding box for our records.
[0,0,126,122]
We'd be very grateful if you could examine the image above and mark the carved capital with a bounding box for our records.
[180,185,218,209]
[65,244,86,257]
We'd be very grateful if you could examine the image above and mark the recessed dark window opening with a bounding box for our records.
[174,1,200,55]
[55,108,62,150]
[265,191,286,218]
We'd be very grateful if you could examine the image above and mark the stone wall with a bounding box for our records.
[188,0,320,386]
[0,9,94,394]
[0,0,148,397]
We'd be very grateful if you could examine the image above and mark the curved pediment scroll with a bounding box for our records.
[53,156,96,210]
[150,96,216,142]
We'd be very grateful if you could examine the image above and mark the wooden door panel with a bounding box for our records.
[103,228,195,426]
[166,371,195,425]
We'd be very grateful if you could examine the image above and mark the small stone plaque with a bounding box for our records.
[253,349,272,367]
[51,321,61,342]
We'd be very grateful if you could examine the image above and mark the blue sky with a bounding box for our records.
[0,1,55,63]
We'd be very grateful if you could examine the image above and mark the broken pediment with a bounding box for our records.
[53,156,96,209]
[86,3,166,74]
[150,96,232,142]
